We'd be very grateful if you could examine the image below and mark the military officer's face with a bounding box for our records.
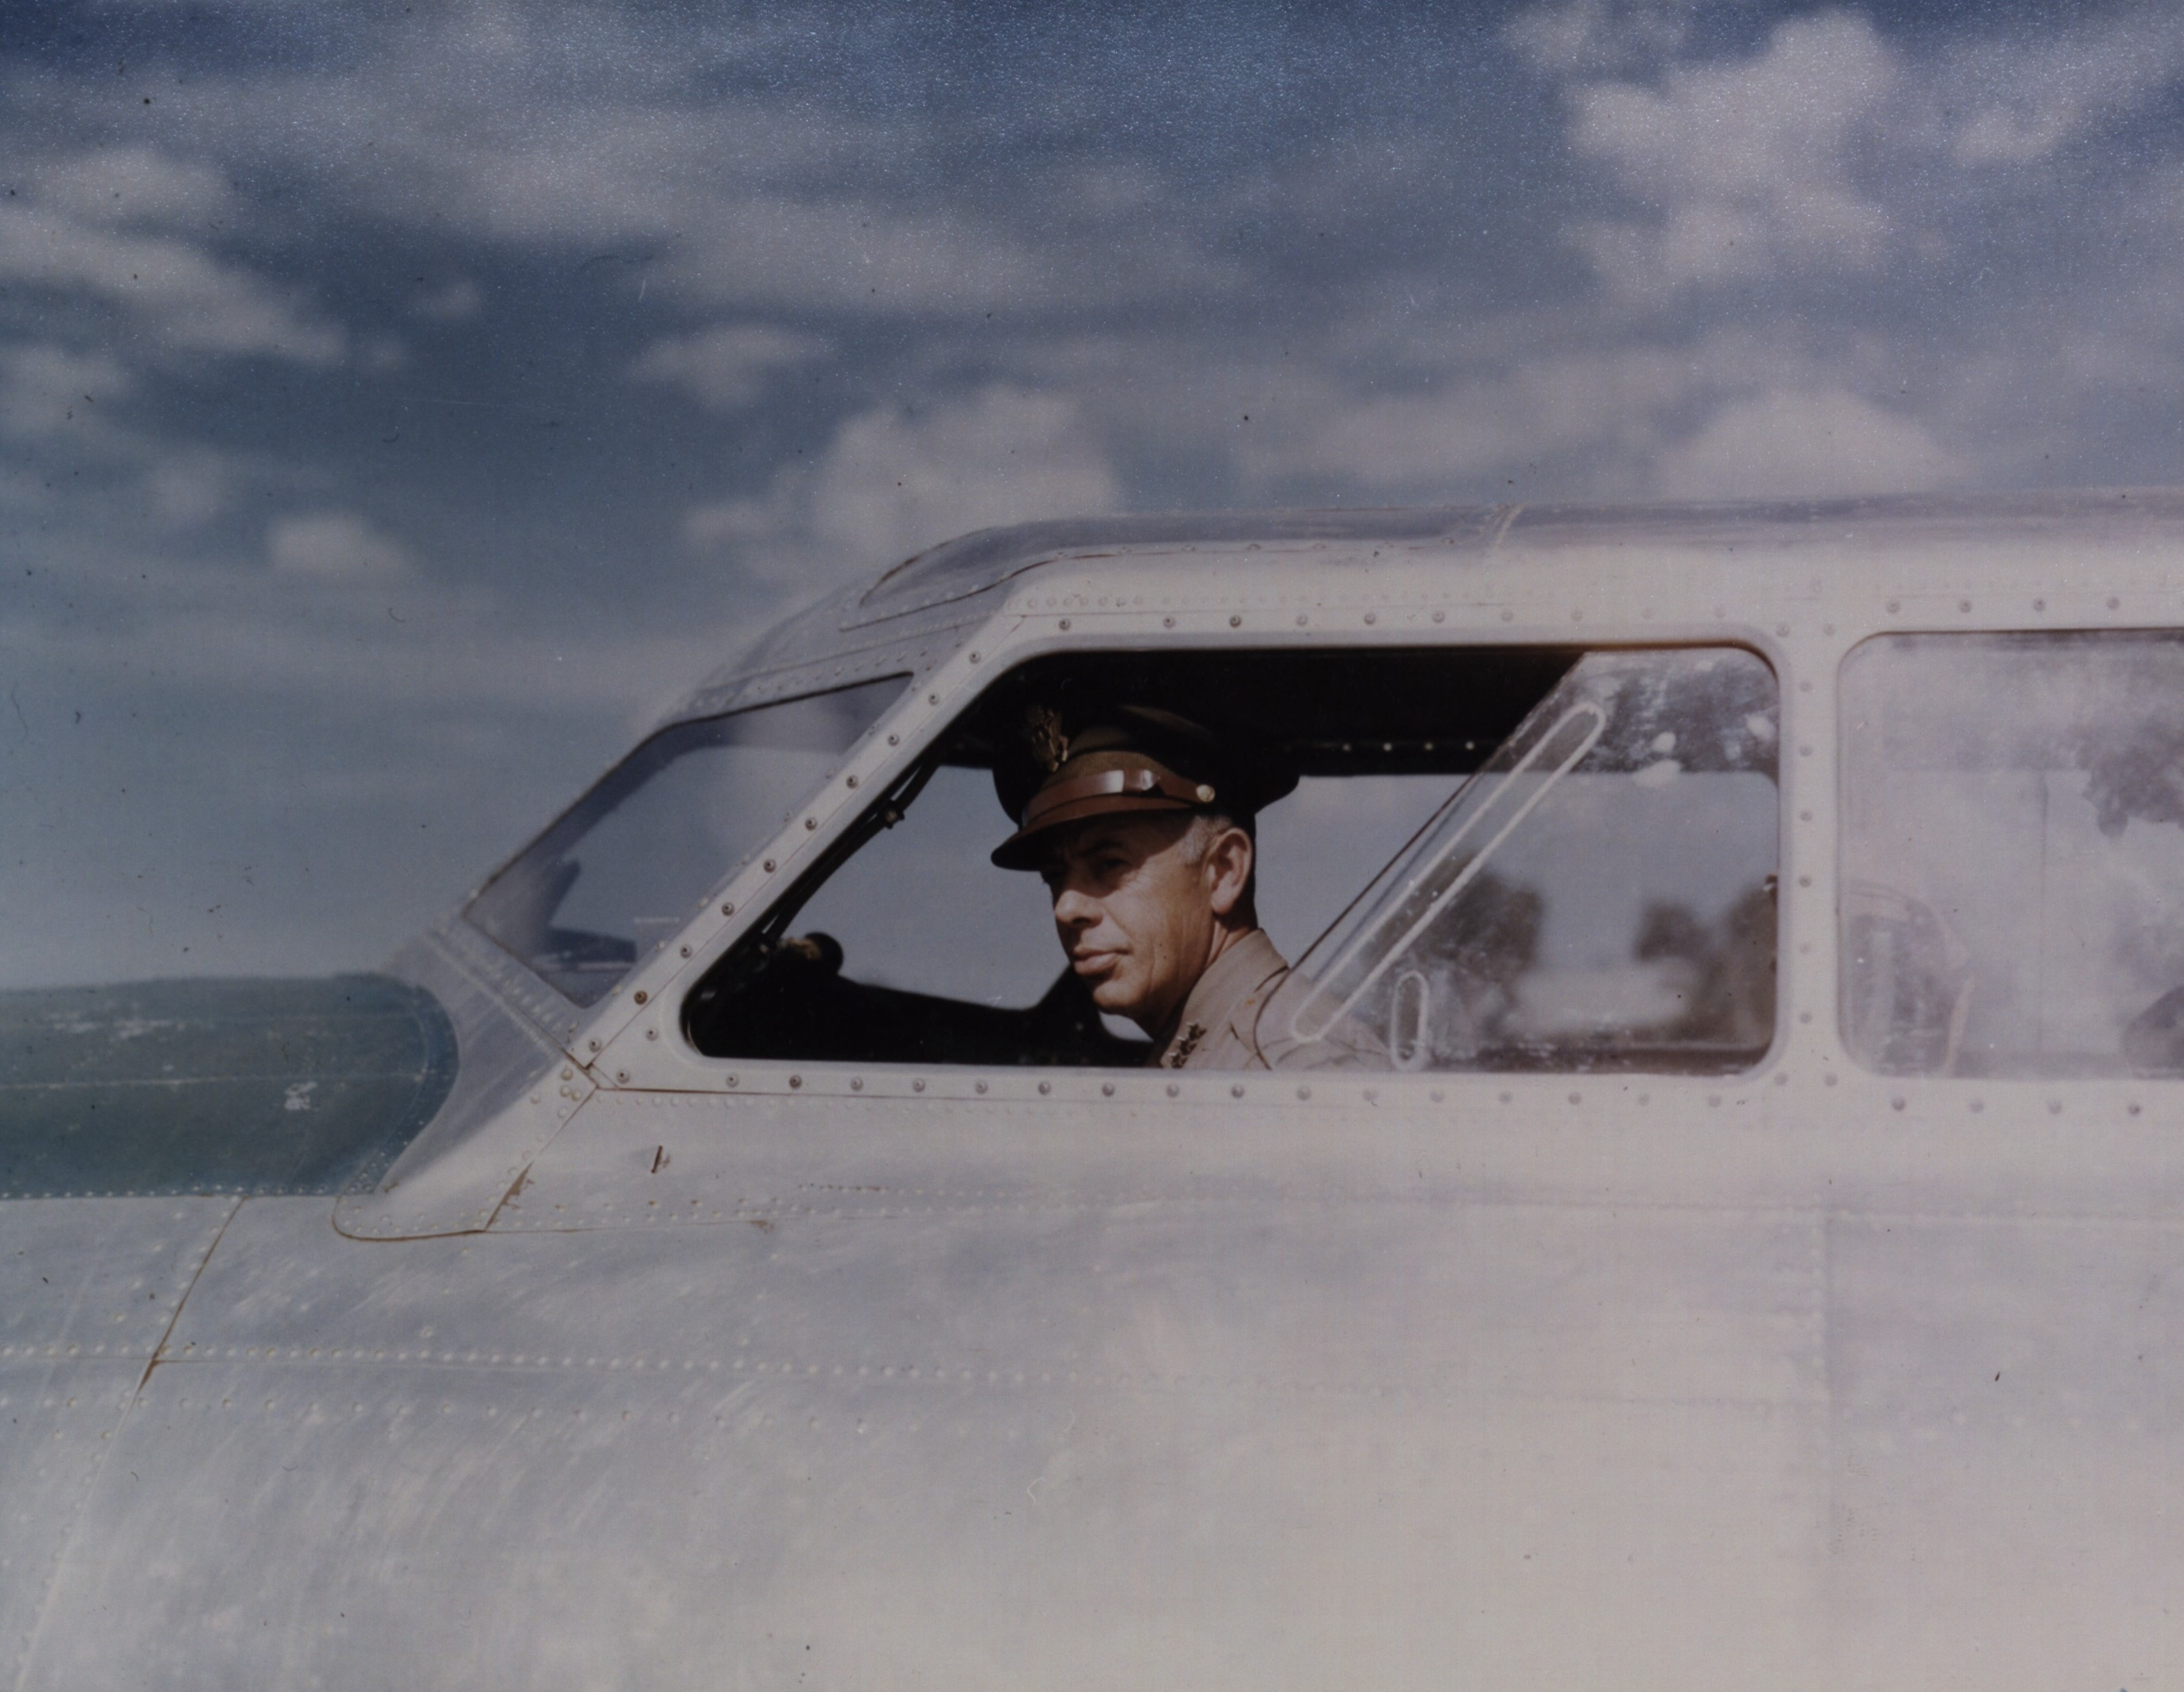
[1038,812,1252,1034]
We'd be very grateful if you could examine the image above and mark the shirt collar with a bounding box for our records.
[1155,928,1288,1053]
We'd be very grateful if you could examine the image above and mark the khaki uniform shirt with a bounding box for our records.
[1147,929,1384,1071]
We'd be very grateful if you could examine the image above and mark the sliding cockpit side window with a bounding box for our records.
[1266,648,1779,1073]
[683,647,1779,1073]
[465,676,908,1005]
[1842,632,2184,1078]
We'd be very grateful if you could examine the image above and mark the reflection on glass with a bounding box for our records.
[1842,633,2184,1078]
[1268,648,1780,1072]
[465,676,906,1004]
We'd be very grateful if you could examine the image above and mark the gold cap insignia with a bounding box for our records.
[1024,704,1070,772]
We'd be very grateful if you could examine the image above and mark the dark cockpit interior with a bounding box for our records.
[683,647,1582,1068]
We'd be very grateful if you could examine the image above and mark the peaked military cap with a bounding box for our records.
[990,702,1297,870]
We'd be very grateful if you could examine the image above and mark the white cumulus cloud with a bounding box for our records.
[268,511,414,580]
[0,343,132,441]
[1653,387,1960,498]
[1236,344,1698,491]
[28,146,239,230]
[410,278,483,321]
[1506,0,1711,75]
[0,196,344,364]
[630,322,831,411]
[1942,10,2184,166]
[1566,11,1901,296]
[684,383,1122,594]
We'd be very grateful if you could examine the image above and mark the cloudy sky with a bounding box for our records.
[5,0,2183,986]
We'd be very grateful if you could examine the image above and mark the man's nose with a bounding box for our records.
[1051,885,1096,927]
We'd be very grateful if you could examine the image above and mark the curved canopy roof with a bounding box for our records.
[676,487,2184,722]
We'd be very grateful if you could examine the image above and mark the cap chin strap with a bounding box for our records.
[1020,766,1216,830]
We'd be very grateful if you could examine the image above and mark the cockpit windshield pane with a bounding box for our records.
[465,676,906,1005]
[1842,633,2184,1078]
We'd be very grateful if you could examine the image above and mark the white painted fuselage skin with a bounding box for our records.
[9,494,2184,1691]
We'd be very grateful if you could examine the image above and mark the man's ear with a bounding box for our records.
[1204,824,1254,921]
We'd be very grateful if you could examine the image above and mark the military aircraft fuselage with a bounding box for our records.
[7,492,2184,1690]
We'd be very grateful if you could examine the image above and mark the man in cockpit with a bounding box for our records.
[990,706,1381,1071]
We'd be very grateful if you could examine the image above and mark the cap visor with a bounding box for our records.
[989,793,1197,869]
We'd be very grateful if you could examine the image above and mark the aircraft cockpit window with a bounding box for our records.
[1842,633,2184,1078]
[465,676,908,1005]
[683,647,1780,1073]
[1266,648,1779,1073]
